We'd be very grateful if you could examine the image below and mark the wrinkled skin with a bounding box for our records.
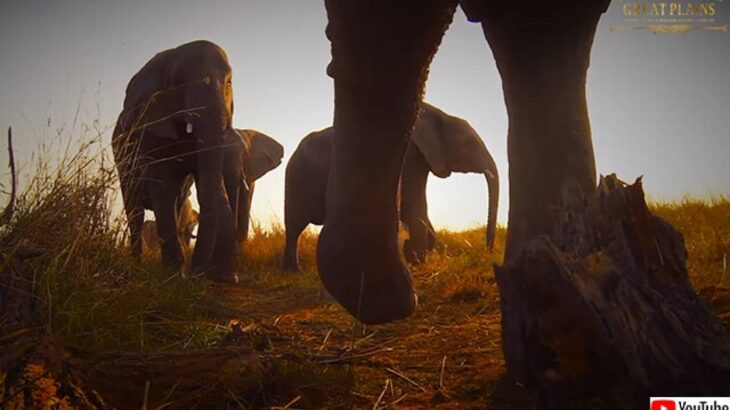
[319,0,608,324]
[112,40,239,282]
[283,103,498,272]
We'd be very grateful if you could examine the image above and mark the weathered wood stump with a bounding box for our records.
[497,175,730,409]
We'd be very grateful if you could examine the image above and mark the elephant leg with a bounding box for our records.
[317,0,457,324]
[283,167,309,272]
[149,181,184,271]
[425,218,437,252]
[235,181,253,249]
[127,204,144,260]
[283,214,307,273]
[401,144,433,265]
[120,176,145,260]
[481,5,606,261]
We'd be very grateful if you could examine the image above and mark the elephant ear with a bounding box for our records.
[411,103,493,178]
[120,57,181,140]
[239,129,284,182]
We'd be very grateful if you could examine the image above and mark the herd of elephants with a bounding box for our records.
[113,1,612,326]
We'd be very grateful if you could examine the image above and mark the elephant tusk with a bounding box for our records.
[186,122,194,134]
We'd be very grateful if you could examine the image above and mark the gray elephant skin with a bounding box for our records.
[139,128,283,256]
[142,197,199,253]
[112,40,267,283]
[283,103,499,272]
[229,128,285,247]
[317,1,609,324]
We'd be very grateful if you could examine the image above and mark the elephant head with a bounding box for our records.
[410,103,499,249]
[224,128,284,246]
[113,40,237,282]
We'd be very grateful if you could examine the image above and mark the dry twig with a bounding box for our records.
[1,127,17,226]
[385,367,426,392]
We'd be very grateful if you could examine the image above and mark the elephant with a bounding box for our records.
[226,128,285,247]
[139,128,283,255]
[317,0,609,324]
[112,40,241,283]
[141,197,199,254]
[283,103,499,272]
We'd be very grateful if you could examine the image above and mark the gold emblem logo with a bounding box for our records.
[611,1,727,33]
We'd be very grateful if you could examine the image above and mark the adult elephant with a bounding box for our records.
[283,103,498,272]
[318,0,609,324]
[112,40,241,283]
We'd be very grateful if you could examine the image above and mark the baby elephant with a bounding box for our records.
[142,197,199,254]
[283,103,499,272]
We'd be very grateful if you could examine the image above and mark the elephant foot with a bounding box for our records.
[189,264,239,285]
[205,272,239,285]
[282,260,302,273]
[317,223,417,325]
[403,239,427,265]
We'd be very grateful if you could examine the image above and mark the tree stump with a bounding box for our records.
[496,175,730,409]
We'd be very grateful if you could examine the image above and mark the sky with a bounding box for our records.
[0,1,729,231]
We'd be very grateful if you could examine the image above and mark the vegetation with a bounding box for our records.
[1,134,728,408]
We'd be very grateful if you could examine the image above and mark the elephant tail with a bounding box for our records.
[485,168,499,249]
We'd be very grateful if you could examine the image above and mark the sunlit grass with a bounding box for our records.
[652,197,730,288]
[0,132,229,352]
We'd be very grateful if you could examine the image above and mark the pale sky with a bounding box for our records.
[1,1,729,230]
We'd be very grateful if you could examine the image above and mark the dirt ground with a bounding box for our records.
[193,228,533,409]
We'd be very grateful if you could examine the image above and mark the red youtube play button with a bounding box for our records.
[651,400,676,410]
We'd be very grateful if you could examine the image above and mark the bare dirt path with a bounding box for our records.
[202,228,530,409]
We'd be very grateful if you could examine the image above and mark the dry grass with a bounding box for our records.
[1,132,728,408]
[0,133,229,353]
[652,197,730,288]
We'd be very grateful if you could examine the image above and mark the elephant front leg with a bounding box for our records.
[234,181,253,249]
[149,182,184,271]
[401,144,436,265]
[118,173,145,260]
[317,0,457,324]
[481,5,605,261]
[283,217,307,273]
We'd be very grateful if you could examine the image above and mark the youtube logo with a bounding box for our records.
[652,400,676,410]
[650,397,730,410]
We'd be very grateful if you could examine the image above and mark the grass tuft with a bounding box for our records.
[1,133,227,352]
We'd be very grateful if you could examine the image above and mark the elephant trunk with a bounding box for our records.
[318,0,456,325]
[485,169,499,249]
[190,129,236,282]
